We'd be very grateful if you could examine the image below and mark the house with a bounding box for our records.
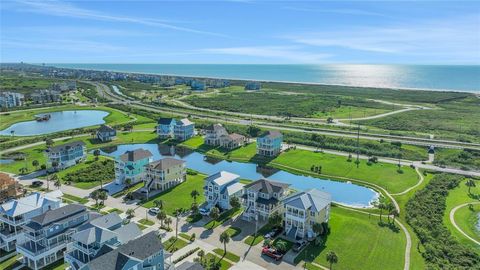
[0,190,63,252]
[16,204,100,270]
[78,231,172,270]
[0,92,24,108]
[173,118,195,141]
[283,189,331,240]
[256,131,283,157]
[96,125,116,142]
[0,173,22,203]
[176,261,204,270]
[46,141,86,171]
[143,158,186,195]
[30,90,61,104]
[114,149,153,185]
[64,213,142,270]
[191,80,206,91]
[245,81,261,91]
[157,118,176,138]
[204,124,228,146]
[203,171,244,211]
[219,133,246,150]
[242,179,290,222]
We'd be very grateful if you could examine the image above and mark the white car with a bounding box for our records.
[148,207,160,214]
[199,208,210,216]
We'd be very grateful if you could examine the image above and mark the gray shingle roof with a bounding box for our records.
[48,141,85,153]
[243,179,290,194]
[90,213,123,230]
[204,123,225,131]
[119,149,153,162]
[97,124,115,133]
[284,189,331,212]
[114,222,142,244]
[259,130,282,139]
[176,261,204,270]
[72,226,117,245]
[157,118,175,125]
[176,118,193,126]
[148,158,185,171]
[30,204,86,226]
[0,190,62,217]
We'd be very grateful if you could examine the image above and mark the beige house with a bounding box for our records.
[204,124,228,146]
[219,133,246,150]
[144,158,186,193]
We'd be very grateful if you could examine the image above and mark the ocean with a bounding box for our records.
[50,64,480,92]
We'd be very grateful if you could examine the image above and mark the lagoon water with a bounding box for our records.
[0,110,109,136]
[51,64,480,92]
[99,143,379,208]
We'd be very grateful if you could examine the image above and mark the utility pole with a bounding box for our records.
[356,123,360,168]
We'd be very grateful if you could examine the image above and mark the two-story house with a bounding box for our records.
[242,179,290,222]
[96,125,116,142]
[114,149,153,185]
[219,133,246,150]
[46,141,86,171]
[283,189,331,240]
[143,158,186,195]
[17,204,101,270]
[256,131,283,157]
[204,124,228,146]
[174,119,195,141]
[64,213,142,270]
[0,190,63,252]
[157,118,176,139]
[79,231,172,270]
[0,173,22,203]
[203,171,244,211]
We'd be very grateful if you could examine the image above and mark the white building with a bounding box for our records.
[204,124,228,146]
[242,179,290,222]
[203,171,244,211]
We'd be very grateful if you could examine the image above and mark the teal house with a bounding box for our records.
[114,149,153,185]
[256,130,283,157]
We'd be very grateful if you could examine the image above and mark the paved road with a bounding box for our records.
[449,202,480,246]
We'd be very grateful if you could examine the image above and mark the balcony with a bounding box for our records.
[18,239,67,257]
[0,216,24,225]
[0,227,22,240]
[25,232,44,241]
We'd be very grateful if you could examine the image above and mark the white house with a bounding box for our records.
[96,125,116,142]
[204,124,228,146]
[283,189,331,240]
[46,141,86,170]
[242,179,290,222]
[173,118,195,141]
[203,171,244,211]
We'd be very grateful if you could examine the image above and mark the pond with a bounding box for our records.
[0,110,109,136]
[98,143,379,208]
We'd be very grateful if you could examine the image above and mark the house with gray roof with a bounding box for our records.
[176,261,204,270]
[203,171,244,212]
[283,189,331,240]
[0,190,62,252]
[256,131,283,157]
[46,141,86,171]
[79,231,171,270]
[114,149,153,185]
[204,124,228,146]
[17,204,100,270]
[142,158,186,197]
[96,124,116,142]
[242,179,290,222]
[64,213,142,270]
[157,118,176,139]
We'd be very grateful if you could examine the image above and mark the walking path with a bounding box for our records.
[449,202,480,246]
[391,168,425,196]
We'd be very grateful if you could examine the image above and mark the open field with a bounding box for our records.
[434,148,480,170]
[0,74,58,93]
[55,155,114,189]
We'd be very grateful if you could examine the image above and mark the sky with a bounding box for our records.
[1,0,479,64]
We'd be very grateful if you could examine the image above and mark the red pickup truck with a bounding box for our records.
[261,247,284,261]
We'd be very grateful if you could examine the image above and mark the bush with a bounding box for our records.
[63,159,114,183]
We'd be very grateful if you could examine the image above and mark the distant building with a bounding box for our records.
[157,118,176,139]
[51,81,76,92]
[114,149,153,185]
[203,171,244,211]
[256,131,283,157]
[173,118,195,141]
[46,141,86,170]
[78,231,171,270]
[242,179,290,222]
[96,125,116,142]
[245,81,261,91]
[30,89,61,104]
[0,190,63,252]
[283,189,331,240]
[219,133,246,150]
[17,204,100,270]
[204,124,228,146]
[0,91,24,108]
[143,158,186,194]
[0,173,22,203]
[190,80,206,91]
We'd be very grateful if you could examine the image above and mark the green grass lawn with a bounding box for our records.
[243,223,274,246]
[213,248,240,263]
[138,218,155,226]
[55,155,113,189]
[179,233,193,241]
[272,238,294,253]
[204,253,232,270]
[62,193,89,204]
[454,204,480,243]
[163,237,189,252]
[107,208,123,214]
[180,137,256,162]
[443,178,480,252]
[142,173,205,215]
[271,149,419,194]
[225,227,241,238]
[203,207,243,229]
[0,254,21,270]
[295,206,406,270]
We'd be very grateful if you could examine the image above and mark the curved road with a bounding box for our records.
[450,202,480,246]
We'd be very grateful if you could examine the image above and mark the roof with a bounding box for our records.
[205,123,225,132]
[85,231,164,270]
[119,149,153,162]
[114,222,142,243]
[97,124,115,133]
[48,141,85,153]
[176,262,205,270]
[30,204,86,226]
[176,118,193,126]
[283,189,331,212]
[0,190,62,217]
[90,212,123,229]
[259,130,282,139]
[228,133,245,140]
[0,173,16,187]
[72,226,117,245]
[205,171,239,186]
[226,182,244,195]
[157,118,175,125]
[244,179,290,194]
[148,158,185,171]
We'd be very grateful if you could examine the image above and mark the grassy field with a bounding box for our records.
[180,136,257,161]
[62,193,89,204]
[270,149,419,194]
[454,204,480,243]
[434,148,480,170]
[203,207,243,229]
[0,74,58,93]
[443,178,480,252]
[55,155,113,189]
[296,206,405,270]
[142,173,205,215]
[213,248,240,263]
[204,253,232,270]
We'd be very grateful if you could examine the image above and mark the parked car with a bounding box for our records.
[262,247,284,261]
[31,181,43,187]
[293,240,308,252]
[199,208,210,216]
[264,227,283,239]
[148,207,160,214]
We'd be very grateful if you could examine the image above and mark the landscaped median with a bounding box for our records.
[212,248,240,263]
[203,207,243,230]
[163,236,189,253]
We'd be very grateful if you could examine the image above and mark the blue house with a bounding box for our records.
[46,141,86,170]
[256,130,283,157]
[173,118,195,141]
[157,118,176,138]
[114,149,153,185]
[245,81,261,90]
[191,80,206,91]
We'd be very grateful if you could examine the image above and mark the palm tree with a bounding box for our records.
[98,190,108,205]
[164,217,172,230]
[54,178,62,189]
[197,250,205,264]
[174,208,181,239]
[268,212,283,227]
[326,251,338,270]
[275,240,288,254]
[90,190,100,206]
[154,199,164,210]
[229,196,241,209]
[390,209,399,224]
[157,211,167,227]
[385,202,395,223]
[126,209,135,219]
[32,160,39,170]
[125,178,132,192]
[93,149,101,161]
[466,179,476,194]
[209,207,220,229]
[219,231,230,256]
[190,190,200,204]
[191,203,199,214]
[375,197,388,222]
[49,173,59,191]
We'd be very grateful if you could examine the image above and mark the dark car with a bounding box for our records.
[293,240,308,252]
[264,227,283,239]
[31,181,43,187]
[262,247,283,261]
